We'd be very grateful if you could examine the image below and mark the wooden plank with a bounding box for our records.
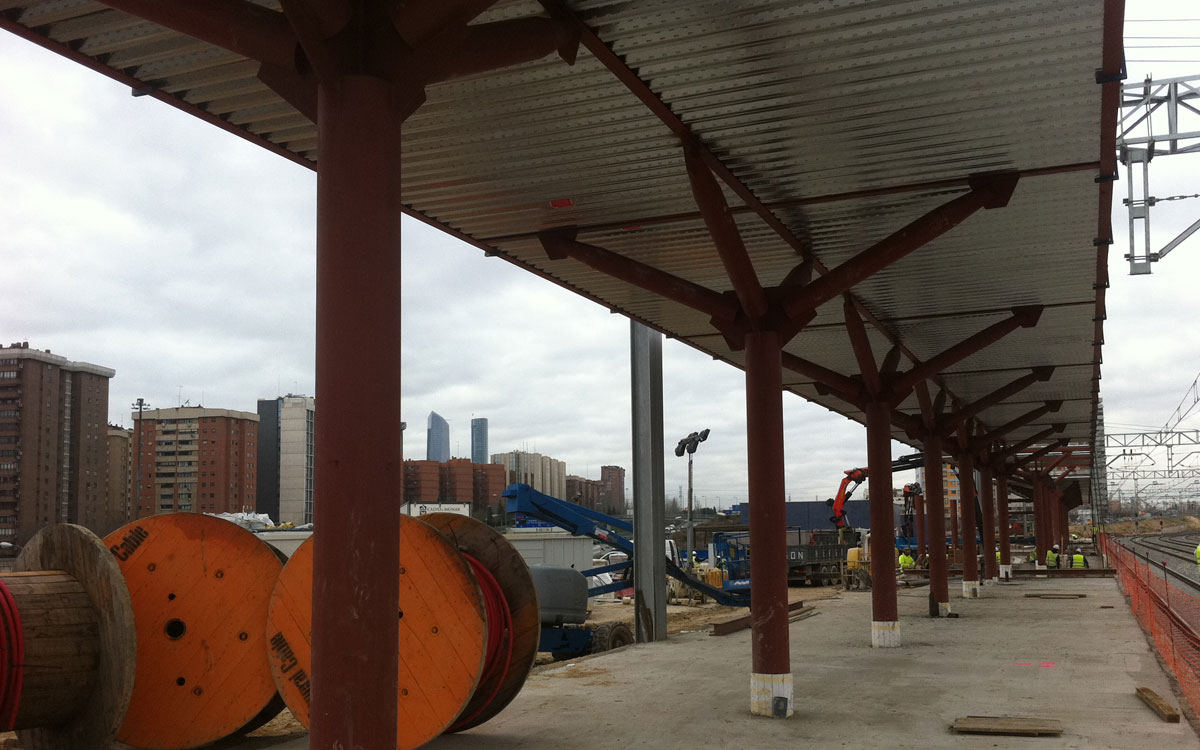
[1023,593,1087,599]
[711,599,806,636]
[952,716,1063,736]
[1137,686,1181,723]
[788,609,818,624]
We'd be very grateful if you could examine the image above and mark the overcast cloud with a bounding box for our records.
[1,3,1198,510]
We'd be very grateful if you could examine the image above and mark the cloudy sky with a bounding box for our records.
[1,3,1198,511]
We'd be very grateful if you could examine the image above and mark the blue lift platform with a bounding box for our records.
[503,483,750,607]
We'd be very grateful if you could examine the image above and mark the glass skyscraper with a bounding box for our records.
[470,417,488,465]
[426,411,450,463]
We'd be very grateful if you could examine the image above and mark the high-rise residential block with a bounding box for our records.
[403,458,507,519]
[257,395,316,525]
[916,462,961,512]
[470,417,488,465]
[426,411,450,463]
[403,460,441,504]
[566,475,602,510]
[490,450,566,500]
[0,342,114,543]
[133,406,258,517]
[473,463,506,514]
[103,426,133,534]
[599,465,626,515]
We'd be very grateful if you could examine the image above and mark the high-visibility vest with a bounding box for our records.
[898,554,914,570]
[1071,554,1085,569]
[1046,550,1059,567]
[995,551,1001,562]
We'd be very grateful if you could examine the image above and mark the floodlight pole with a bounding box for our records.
[132,397,148,519]
[686,450,694,570]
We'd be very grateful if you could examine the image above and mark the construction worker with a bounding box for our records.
[995,545,1001,564]
[1071,548,1088,569]
[898,548,915,571]
[1046,544,1060,569]
[1194,541,1200,574]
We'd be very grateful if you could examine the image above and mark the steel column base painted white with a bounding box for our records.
[871,620,901,647]
[962,580,981,598]
[750,673,793,718]
[1000,564,1013,581]
[938,601,953,617]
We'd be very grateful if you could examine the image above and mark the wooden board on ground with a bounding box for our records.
[788,608,818,623]
[711,600,805,636]
[951,716,1063,736]
[1023,593,1087,599]
[1136,686,1181,722]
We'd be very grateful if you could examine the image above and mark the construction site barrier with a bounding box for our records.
[1105,534,1200,718]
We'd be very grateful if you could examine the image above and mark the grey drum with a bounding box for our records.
[530,564,588,626]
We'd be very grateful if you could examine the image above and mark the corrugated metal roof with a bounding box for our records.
[0,0,1114,490]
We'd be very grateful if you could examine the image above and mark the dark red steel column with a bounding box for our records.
[958,453,981,598]
[914,485,926,558]
[1049,488,1062,564]
[744,330,792,717]
[1058,494,1070,558]
[979,465,997,581]
[1033,478,1047,567]
[866,401,900,646]
[997,473,1012,579]
[923,434,951,616]
[949,489,960,562]
[312,75,402,750]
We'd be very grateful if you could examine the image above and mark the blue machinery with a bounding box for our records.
[504,484,750,607]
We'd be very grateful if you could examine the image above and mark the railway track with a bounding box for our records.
[1120,531,1200,592]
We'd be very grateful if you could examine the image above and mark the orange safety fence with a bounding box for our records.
[1103,533,1200,717]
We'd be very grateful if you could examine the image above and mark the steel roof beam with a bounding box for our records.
[536,230,739,323]
[843,296,882,399]
[889,307,1043,399]
[683,143,769,321]
[999,430,1067,464]
[97,0,297,67]
[1008,437,1070,471]
[970,401,1064,453]
[780,353,860,403]
[779,172,1020,324]
[944,367,1055,430]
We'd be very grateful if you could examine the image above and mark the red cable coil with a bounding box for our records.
[0,577,24,730]
[449,553,513,732]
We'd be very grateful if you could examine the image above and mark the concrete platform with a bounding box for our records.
[233,576,1198,749]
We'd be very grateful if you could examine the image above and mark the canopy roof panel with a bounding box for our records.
[0,0,1115,489]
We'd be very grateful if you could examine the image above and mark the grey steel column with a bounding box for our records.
[631,321,667,642]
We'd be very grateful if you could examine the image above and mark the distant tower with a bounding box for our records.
[470,418,488,464]
[426,411,450,463]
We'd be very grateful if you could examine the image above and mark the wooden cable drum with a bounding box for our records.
[419,512,540,733]
[103,514,283,749]
[0,524,138,750]
[267,515,486,749]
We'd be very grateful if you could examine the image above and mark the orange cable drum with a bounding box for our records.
[267,515,486,749]
[419,512,541,733]
[104,514,283,750]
